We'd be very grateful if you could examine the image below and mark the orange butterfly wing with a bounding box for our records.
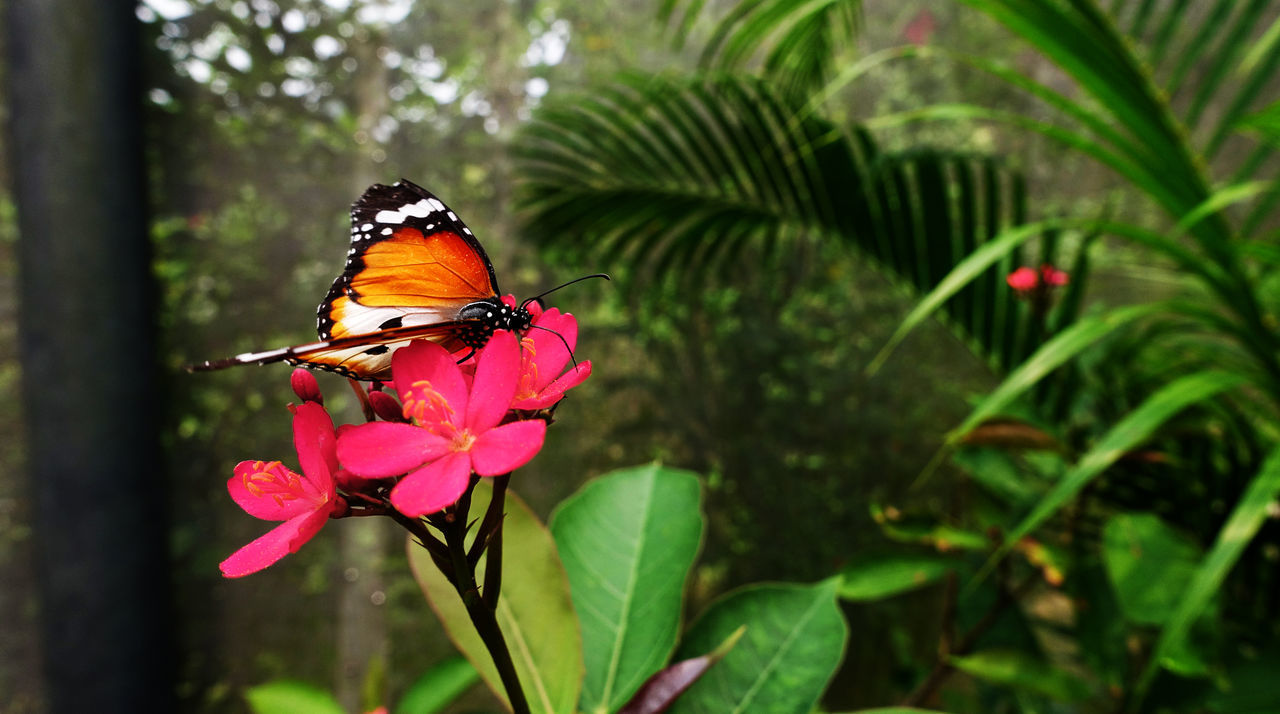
[192,180,509,380]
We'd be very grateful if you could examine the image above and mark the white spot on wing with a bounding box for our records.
[374,198,435,225]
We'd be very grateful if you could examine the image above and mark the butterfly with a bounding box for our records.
[191,179,595,380]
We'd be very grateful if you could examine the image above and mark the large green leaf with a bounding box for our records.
[667,579,847,714]
[244,681,345,714]
[1101,513,1203,626]
[1139,442,1280,693]
[549,464,704,714]
[617,628,744,714]
[407,481,583,714]
[395,657,480,714]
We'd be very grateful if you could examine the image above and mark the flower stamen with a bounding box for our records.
[402,379,456,425]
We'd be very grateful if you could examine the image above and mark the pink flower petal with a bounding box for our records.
[466,330,521,432]
[390,451,473,516]
[337,421,450,478]
[219,507,332,578]
[526,309,578,391]
[293,402,337,493]
[228,460,322,521]
[335,468,381,490]
[513,360,591,410]
[392,340,469,419]
[470,419,547,476]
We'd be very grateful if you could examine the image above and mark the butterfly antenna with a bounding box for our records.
[520,273,610,309]
[528,323,581,367]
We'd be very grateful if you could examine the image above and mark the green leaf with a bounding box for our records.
[1139,442,1280,693]
[1237,98,1280,149]
[948,650,1091,701]
[1100,513,1203,626]
[617,627,744,714]
[244,681,345,714]
[837,553,955,601]
[394,657,480,714]
[549,464,704,714]
[1172,180,1277,239]
[407,481,583,714]
[870,504,990,552]
[519,77,1050,373]
[998,370,1246,551]
[832,709,951,714]
[948,303,1166,443]
[950,447,1039,506]
[867,219,1068,374]
[669,579,847,714]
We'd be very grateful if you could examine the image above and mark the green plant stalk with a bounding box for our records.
[480,473,509,611]
[444,481,531,714]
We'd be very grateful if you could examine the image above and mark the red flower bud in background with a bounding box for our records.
[1007,264,1069,296]
[1006,266,1039,293]
[1040,264,1069,286]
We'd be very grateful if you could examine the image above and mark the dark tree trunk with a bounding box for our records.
[6,2,172,711]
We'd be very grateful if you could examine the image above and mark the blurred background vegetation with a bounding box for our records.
[4,0,1280,712]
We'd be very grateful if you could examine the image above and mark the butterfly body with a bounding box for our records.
[192,179,532,380]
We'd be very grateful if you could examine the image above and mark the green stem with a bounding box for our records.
[479,474,510,611]
[444,481,530,714]
[390,510,453,582]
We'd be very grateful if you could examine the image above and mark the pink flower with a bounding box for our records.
[1040,264,1069,286]
[1007,264,1069,295]
[337,331,547,517]
[1006,266,1039,292]
[513,307,591,410]
[220,402,343,578]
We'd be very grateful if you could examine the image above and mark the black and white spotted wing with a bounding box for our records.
[190,179,531,380]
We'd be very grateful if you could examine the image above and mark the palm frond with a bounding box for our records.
[661,0,862,102]
[516,75,1067,372]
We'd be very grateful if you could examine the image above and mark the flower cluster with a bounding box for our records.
[1006,264,1069,294]
[219,302,589,577]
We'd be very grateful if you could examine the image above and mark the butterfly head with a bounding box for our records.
[457,298,533,348]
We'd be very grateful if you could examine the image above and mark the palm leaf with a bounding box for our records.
[516,75,1067,372]
[661,0,862,102]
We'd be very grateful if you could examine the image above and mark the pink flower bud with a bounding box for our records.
[290,368,323,404]
[368,389,407,423]
[1040,264,1069,286]
[1006,266,1039,292]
